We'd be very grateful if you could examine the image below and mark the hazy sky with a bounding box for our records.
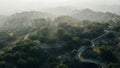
[0,0,120,15]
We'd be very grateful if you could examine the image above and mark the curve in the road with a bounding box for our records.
[34,40,65,49]
[77,31,110,68]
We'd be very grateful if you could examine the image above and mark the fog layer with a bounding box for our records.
[0,0,120,15]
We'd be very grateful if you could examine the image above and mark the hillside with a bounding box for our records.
[0,10,120,68]
[72,9,119,22]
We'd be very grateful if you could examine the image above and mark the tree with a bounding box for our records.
[72,37,80,43]
[107,63,120,68]
[98,45,117,62]
[0,61,5,68]
[55,64,68,68]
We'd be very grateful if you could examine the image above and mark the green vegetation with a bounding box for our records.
[55,64,68,68]
[0,10,120,68]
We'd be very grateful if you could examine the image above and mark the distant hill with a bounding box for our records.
[44,7,120,22]
[0,9,120,29]
[0,11,55,35]
[71,9,119,22]
[97,5,120,15]
[1,11,54,28]
[9,11,54,20]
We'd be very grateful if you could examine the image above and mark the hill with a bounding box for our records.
[71,9,119,22]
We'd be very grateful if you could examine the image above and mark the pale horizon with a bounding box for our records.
[0,0,120,15]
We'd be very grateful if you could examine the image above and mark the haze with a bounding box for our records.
[0,0,120,15]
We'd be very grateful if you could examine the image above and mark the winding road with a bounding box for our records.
[34,40,65,49]
[24,33,30,40]
[77,31,110,68]
[23,32,65,49]
[23,30,119,68]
